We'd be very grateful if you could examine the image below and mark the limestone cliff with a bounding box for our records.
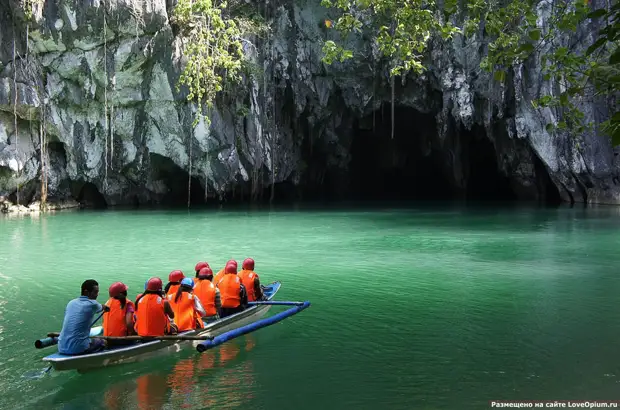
[0,0,618,210]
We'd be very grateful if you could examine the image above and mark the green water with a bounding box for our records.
[1,204,620,409]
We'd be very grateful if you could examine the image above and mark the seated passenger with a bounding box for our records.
[238,258,264,302]
[193,267,221,322]
[103,282,136,337]
[167,278,206,331]
[58,279,109,355]
[193,262,210,284]
[135,277,177,336]
[217,263,248,318]
[164,270,185,297]
[213,260,237,286]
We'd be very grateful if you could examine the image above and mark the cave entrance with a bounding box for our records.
[349,105,454,201]
[463,126,517,202]
[75,182,108,209]
[149,153,205,206]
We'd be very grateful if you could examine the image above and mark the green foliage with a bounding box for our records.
[21,0,43,22]
[320,0,459,76]
[468,0,620,143]
[174,0,245,127]
[320,0,620,146]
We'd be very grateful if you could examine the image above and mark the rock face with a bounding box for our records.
[0,0,618,208]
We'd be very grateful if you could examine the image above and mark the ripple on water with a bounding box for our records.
[1,206,620,409]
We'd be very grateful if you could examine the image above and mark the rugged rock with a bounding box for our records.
[0,0,618,207]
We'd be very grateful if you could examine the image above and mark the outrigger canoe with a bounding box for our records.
[42,281,282,372]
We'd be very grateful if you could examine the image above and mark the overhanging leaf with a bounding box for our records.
[609,48,620,65]
[587,9,607,19]
[612,128,620,146]
[586,38,606,56]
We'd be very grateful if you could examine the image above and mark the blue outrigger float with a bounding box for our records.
[37,282,310,372]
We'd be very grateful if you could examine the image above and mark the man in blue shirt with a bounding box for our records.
[58,279,110,355]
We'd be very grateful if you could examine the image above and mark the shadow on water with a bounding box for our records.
[28,336,259,410]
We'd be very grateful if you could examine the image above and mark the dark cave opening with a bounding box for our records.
[75,182,108,209]
[47,141,67,167]
[347,105,524,203]
[149,153,205,206]
[462,125,517,202]
[349,106,455,201]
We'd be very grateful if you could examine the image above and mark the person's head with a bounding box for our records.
[176,278,195,302]
[168,270,185,284]
[81,279,99,300]
[135,277,163,310]
[145,277,163,294]
[226,260,238,270]
[198,267,213,281]
[194,262,209,277]
[225,263,237,275]
[180,278,194,290]
[109,282,128,299]
[242,258,255,271]
[109,282,128,309]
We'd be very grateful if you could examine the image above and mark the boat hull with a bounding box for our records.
[42,281,281,372]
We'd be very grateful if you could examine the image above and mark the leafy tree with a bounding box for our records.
[173,0,245,127]
[321,0,620,146]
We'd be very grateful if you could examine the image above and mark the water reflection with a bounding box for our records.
[36,335,261,410]
[166,336,258,409]
[136,373,168,410]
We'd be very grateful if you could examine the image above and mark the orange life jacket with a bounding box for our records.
[103,298,134,336]
[213,268,226,286]
[166,283,180,298]
[135,294,169,336]
[238,269,260,302]
[217,273,241,308]
[194,279,217,316]
[167,292,204,331]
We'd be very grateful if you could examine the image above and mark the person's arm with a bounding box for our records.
[215,288,221,311]
[94,300,109,313]
[163,299,175,319]
[125,303,136,335]
[193,296,207,317]
[254,276,263,300]
[239,284,248,307]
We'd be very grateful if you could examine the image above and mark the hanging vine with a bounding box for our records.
[103,2,109,193]
[21,0,47,208]
[174,0,245,127]
[173,0,246,207]
[12,27,20,205]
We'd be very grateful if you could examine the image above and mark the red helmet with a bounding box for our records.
[198,267,213,277]
[242,258,255,270]
[225,263,237,274]
[109,282,128,298]
[169,270,185,283]
[146,277,163,291]
[195,262,210,272]
[226,259,238,269]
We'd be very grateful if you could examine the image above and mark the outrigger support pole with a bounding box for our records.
[196,301,311,353]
